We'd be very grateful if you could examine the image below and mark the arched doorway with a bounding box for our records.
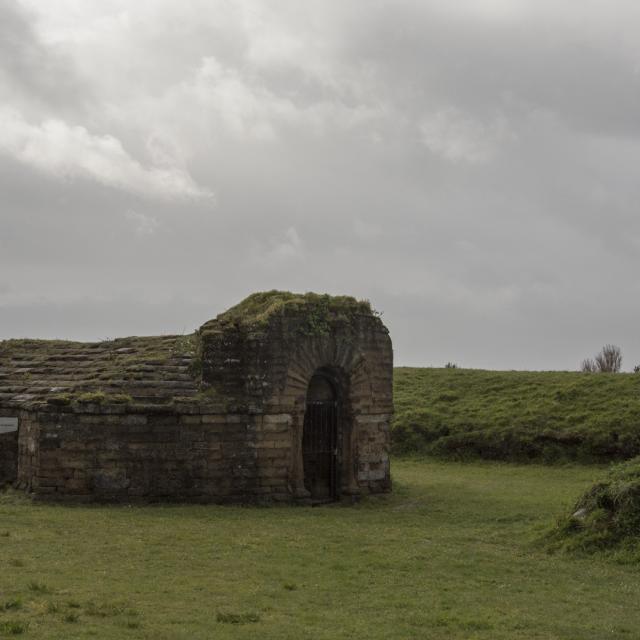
[302,372,340,502]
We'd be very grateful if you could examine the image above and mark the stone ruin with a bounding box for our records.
[0,292,393,503]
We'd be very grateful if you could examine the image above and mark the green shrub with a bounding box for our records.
[547,457,640,557]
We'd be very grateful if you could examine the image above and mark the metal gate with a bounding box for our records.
[302,400,339,501]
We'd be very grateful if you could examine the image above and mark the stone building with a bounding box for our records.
[0,292,393,503]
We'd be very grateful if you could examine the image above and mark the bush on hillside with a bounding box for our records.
[581,344,622,373]
[547,457,640,559]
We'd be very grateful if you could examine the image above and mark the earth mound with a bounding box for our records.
[548,456,640,559]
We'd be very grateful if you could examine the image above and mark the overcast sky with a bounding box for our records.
[1,0,640,370]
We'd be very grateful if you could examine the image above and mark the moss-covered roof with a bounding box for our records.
[200,290,375,334]
[0,334,199,410]
[0,291,380,411]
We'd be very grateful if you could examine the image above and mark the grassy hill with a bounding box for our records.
[393,368,640,463]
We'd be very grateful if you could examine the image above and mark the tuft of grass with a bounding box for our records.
[0,621,28,635]
[64,612,79,624]
[84,601,133,618]
[27,580,52,594]
[393,367,640,463]
[216,611,261,624]
[46,601,60,614]
[172,334,197,357]
[283,582,298,591]
[2,598,22,611]
[105,393,133,404]
[76,391,107,404]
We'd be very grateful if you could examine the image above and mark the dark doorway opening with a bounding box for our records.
[303,373,339,502]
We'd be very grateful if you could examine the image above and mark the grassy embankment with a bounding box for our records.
[393,367,640,462]
[547,455,640,558]
[2,460,639,639]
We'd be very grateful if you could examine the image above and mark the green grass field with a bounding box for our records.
[1,459,638,639]
[393,368,640,462]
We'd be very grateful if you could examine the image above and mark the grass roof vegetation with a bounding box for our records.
[201,291,375,336]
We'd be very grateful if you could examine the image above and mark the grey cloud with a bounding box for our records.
[344,1,640,138]
[0,0,87,112]
[1,1,640,371]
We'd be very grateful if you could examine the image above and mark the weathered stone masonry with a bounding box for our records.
[0,411,19,487]
[0,292,393,503]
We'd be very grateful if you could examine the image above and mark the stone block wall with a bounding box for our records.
[355,413,392,493]
[24,407,295,502]
[200,313,393,412]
